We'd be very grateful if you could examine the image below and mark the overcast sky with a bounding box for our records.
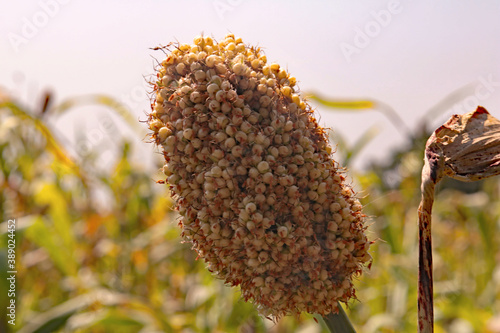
[2,0,499,170]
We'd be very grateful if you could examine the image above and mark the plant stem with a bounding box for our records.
[417,145,442,333]
[321,302,356,333]
[418,166,436,332]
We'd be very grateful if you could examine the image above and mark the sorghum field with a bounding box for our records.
[1,66,500,332]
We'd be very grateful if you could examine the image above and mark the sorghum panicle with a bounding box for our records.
[148,34,371,319]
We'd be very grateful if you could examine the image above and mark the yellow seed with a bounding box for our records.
[235,43,245,53]
[205,55,218,67]
[278,69,287,79]
[281,86,292,97]
[204,36,213,46]
[232,62,245,75]
[165,55,175,65]
[253,276,264,287]
[251,59,261,69]
[277,226,288,238]
[204,45,214,54]
[327,221,338,232]
[158,127,172,142]
[176,63,186,75]
[149,119,163,131]
[197,51,207,61]
[257,161,269,173]
[262,172,273,184]
[194,70,206,81]
[179,43,190,51]
[193,35,203,45]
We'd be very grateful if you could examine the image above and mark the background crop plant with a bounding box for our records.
[2,31,500,333]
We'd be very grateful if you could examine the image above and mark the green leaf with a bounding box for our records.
[32,311,75,333]
[24,216,78,276]
[33,183,76,255]
[307,94,374,110]
[0,101,83,179]
[321,302,357,333]
[307,93,410,136]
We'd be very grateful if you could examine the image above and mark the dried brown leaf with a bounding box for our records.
[425,106,500,182]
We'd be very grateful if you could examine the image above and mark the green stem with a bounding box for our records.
[321,302,356,333]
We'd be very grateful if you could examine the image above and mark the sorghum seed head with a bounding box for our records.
[148,34,371,320]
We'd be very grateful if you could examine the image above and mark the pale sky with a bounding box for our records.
[2,0,499,170]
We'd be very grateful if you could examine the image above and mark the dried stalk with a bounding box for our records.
[418,157,438,332]
[418,106,500,332]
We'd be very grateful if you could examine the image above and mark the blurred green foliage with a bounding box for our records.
[1,91,499,333]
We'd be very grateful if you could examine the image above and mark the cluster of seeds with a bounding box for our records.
[148,34,371,319]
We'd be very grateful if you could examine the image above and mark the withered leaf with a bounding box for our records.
[425,106,500,182]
